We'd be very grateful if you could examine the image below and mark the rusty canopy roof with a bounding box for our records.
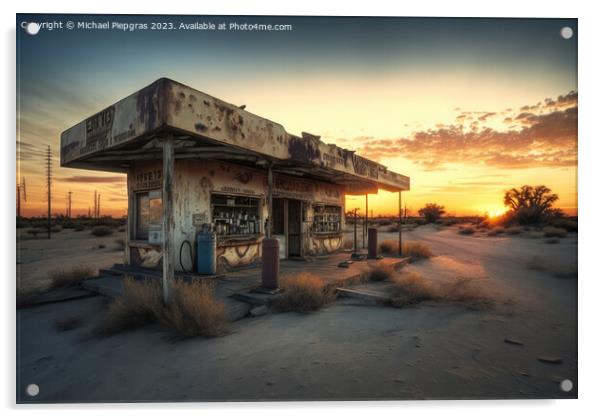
[60,78,409,194]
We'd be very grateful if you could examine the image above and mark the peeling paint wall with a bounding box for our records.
[126,159,346,273]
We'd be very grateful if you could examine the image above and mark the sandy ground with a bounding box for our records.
[16,225,577,402]
[17,228,125,292]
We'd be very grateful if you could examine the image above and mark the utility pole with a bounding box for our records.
[67,191,73,219]
[16,178,26,218]
[93,190,97,219]
[46,146,52,239]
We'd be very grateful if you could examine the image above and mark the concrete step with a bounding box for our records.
[336,287,390,305]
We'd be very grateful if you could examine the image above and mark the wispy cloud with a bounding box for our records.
[355,92,577,170]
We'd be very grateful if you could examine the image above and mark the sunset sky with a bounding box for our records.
[17,15,577,217]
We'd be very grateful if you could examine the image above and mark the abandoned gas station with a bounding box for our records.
[60,78,410,301]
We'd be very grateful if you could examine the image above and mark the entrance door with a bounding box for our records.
[287,200,302,257]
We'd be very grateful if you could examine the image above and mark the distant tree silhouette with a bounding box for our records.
[503,185,559,225]
[418,203,446,223]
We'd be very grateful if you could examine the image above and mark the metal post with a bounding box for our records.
[398,191,402,257]
[364,194,368,249]
[267,164,273,238]
[162,136,175,304]
[353,209,358,254]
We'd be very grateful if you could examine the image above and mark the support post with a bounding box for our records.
[363,194,368,249]
[261,163,279,289]
[398,191,402,257]
[267,165,273,238]
[162,136,175,304]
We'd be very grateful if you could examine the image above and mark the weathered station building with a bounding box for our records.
[60,78,409,281]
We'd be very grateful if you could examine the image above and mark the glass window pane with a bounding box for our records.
[136,193,149,240]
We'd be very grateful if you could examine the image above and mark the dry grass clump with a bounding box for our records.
[158,280,228,338]
[91,225,113,237]
[505,226,522,235]
[390,271,439,307]
[389,272,493,310]
[458,226,475,235]
[379,239,399,254]
[543,226,567,238]
[48,265,94,288]
[273,273,335,313]
[487,227,505,237]
[379,239,433,261]
[438,278,494,310]
[402,241,433,260]
[526,255,545,271]
[101,277,228,338]
[364,262,395,282]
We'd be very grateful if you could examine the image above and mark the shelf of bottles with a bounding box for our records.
[312,205,342,233]
[211,194,261,237]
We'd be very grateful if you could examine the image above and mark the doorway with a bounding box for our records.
[272,198,303,258]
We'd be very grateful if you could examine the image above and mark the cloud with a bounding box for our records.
[59,176,126,183]
[355,92,577,170]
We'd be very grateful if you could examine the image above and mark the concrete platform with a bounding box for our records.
[81,252,410,321]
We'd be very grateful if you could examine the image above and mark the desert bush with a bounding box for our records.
[158,280,228,338]
[48,265,94,288]
[505,226,522,235]
[390,271,439,307]
[273,273,335,312]
[550,217,577,232]
[102,277,228,337]
[526,256,545,271]
[487,227,505,237]
[545,238,560,244]
[387,224,400,232]
[403,241,433,260]
[458,226,475,235]
[91,225,112,237]
[54,316,82,332]
[418,203,446,223]
[503,185,559,225]
[379,239,398,254]
[26,228,42,237]
[543,226,567,238]
[364,262,394,282]
[438,277,494,310]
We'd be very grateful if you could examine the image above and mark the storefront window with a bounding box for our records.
[312,205,342,233]
[136,190,162,240]
[211,194,261,236]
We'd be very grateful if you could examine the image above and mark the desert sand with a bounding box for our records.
[16,224,577,402]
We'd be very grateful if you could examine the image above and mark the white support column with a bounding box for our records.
[162,136,175,304]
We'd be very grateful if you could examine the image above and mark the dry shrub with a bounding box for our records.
[487,227,505,237]
[543,226,567,238]
[91,225,112,237]
[101,277,162,334]
[54,316,82,332]
[458,226,475,235]
[390,271,439,307]
[364,262,394,282]
[379,239,399,254]
[49,265,94,288]
[526,256,545,271]
[273,273,335,312]
[550,218,577,232]
[505,226,522,235]
[378,240,432,260]
[158,280,228,338]
[101,277,228,338]
[438,277,494,310]
[403,241,433,260]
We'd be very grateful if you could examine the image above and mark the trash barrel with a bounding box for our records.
[196,231,216,275]
[368,227,378,259]
[261,238,280,289]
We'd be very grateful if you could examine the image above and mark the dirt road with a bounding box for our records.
[17,225,577,402]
